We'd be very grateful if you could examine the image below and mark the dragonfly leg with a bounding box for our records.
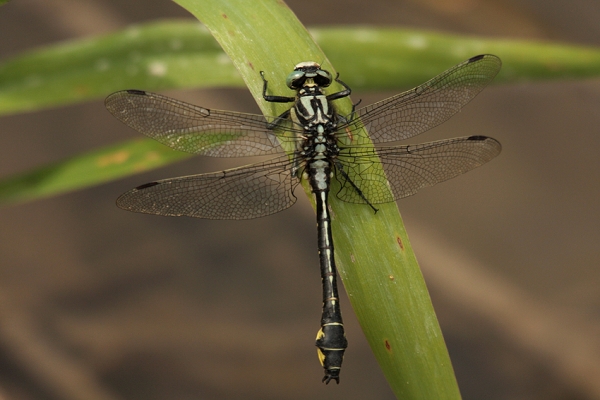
[260,71,295,103]
[333,161,378,213]
[326,73,352,101]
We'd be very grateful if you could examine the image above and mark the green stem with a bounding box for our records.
[173,0,460,397]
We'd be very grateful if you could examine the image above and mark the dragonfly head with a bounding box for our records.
[286,61,332,90]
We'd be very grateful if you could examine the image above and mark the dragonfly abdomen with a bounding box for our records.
[312,184,348,384]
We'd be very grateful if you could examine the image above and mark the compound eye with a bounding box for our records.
[314,69,332,87]
[286,70,306,89]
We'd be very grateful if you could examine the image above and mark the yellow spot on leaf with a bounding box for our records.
[97,151,130,167]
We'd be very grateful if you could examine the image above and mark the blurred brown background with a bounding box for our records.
[1,0,600,399]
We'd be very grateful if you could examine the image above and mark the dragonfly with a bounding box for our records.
[105,54,502,384]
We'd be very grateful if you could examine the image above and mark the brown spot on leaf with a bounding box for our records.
[396,236,404,251]
[384,339,392,353]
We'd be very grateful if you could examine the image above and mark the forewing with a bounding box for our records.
[342,54,501,144]
[335,136,501,204]
[116,156,299,219]
[105,90,297,157]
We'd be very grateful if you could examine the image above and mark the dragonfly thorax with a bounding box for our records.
[293,89,335,130]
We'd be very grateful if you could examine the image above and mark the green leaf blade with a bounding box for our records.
[0,21,241,116]
[3,22,600,116]
[171,0,460,397]
[315,27,600,89]
[0,138,190,205]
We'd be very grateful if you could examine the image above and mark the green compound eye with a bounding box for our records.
[286,70,306,89]
[313,69,332,87]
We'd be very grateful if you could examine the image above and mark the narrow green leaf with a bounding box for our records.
[3,21,600,116]
[172,0,460,397]
[317,27,600,88]
[0,20,242,116]
[0,138,189,204]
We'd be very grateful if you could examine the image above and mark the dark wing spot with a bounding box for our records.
[468,54,485,62]
[135,182,160,190]
[126,89,147,96]
[467,135,489,141]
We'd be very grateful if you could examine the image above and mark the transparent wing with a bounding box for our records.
[105,90,299,157]
[339,54,501,144]
[116,156,299,219]
[335,136,501,204]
